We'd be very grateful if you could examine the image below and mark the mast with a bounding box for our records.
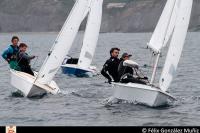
[150,53,161,84]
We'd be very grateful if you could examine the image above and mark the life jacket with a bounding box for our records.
[118,60,134,80]
[7,45,19,61]
[17,52,30,67]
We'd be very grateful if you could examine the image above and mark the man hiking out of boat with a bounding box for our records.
[101,47,121,84]
[118,53,147,84]
[17,43,36,76]
[1,36,20,70]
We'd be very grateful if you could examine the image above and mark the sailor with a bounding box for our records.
[17,43,36,76]
[118,53,146,84]
[118,53,135,79]
[1,36,20,70]
[101,47,121,83]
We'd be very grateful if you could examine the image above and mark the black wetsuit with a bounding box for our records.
[101,57,120,82]
[17,51,35,76]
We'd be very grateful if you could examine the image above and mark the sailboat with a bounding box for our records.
[10,0,101,97]
[111,0,193,107]
[61,0,103,77]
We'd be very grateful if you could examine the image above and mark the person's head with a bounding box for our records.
[19,43,28,52]
[110,47,120,58]
[121,53,132,61]
[11,36,19,46]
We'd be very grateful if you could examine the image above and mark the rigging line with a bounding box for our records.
[145,50,154,76]
[31,56,39,69]
[134,67,150,83]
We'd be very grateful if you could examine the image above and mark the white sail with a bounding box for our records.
[78,0,103,69]
[147,0,177,53]
[159,0,193,92]
[36,0,91,84]
[163,0,181,46]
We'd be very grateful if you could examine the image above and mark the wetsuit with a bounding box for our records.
[101,57,120,83]
[118,59,134,79]
[1,45,20,70]
[118,60,146,84]
[17,51,35,76]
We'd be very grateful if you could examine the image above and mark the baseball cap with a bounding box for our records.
[121,53,132,58]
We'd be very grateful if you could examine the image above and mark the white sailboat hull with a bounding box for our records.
[112,83,176,107]
[10,69,60,97]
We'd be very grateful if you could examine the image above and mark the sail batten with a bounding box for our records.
[159,0,193,92]
[36,0,91,84]
[78,0,103,69]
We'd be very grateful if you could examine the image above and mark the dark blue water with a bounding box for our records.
[0,32,200,126]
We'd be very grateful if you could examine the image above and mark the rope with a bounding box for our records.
[137,68,150,83]
[146,52,154,76]
[31,56,39,69]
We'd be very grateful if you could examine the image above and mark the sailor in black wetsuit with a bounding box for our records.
[17,43,36,76]
[101,48,120,83]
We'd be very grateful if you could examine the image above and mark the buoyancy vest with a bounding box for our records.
[7,45,19,61]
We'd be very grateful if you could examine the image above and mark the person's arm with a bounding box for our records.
[1,47,12,62]
[117,62,124,78]
[101,60,112,83]
[20,53,35,60]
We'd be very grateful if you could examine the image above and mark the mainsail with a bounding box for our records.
[36,0,91,84]
[78,0,103,69]
[148,0,177,53]
[159,0,193,92]
[163,0,180,46]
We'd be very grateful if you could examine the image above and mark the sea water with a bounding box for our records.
[0,32,199,126]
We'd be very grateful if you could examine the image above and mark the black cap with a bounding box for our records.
[121,53,132,58]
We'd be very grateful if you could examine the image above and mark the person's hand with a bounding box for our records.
[32,55,36,59]
[105,79,112,84]
[108,79,112,84]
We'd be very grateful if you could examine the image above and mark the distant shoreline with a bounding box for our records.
[0,31,199,35]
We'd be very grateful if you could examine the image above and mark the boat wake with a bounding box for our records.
[60,87,90,96]
[11,90,24,97]
[10,89,47,99]
[101,96,174,108]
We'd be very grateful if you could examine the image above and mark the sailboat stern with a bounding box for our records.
[10,69,60,97]
[113,83,175,107]
[10,69,46,97]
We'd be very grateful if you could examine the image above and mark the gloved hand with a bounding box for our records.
[105,79,112,84]
[135,65,139,69]
[108,79,112,84]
